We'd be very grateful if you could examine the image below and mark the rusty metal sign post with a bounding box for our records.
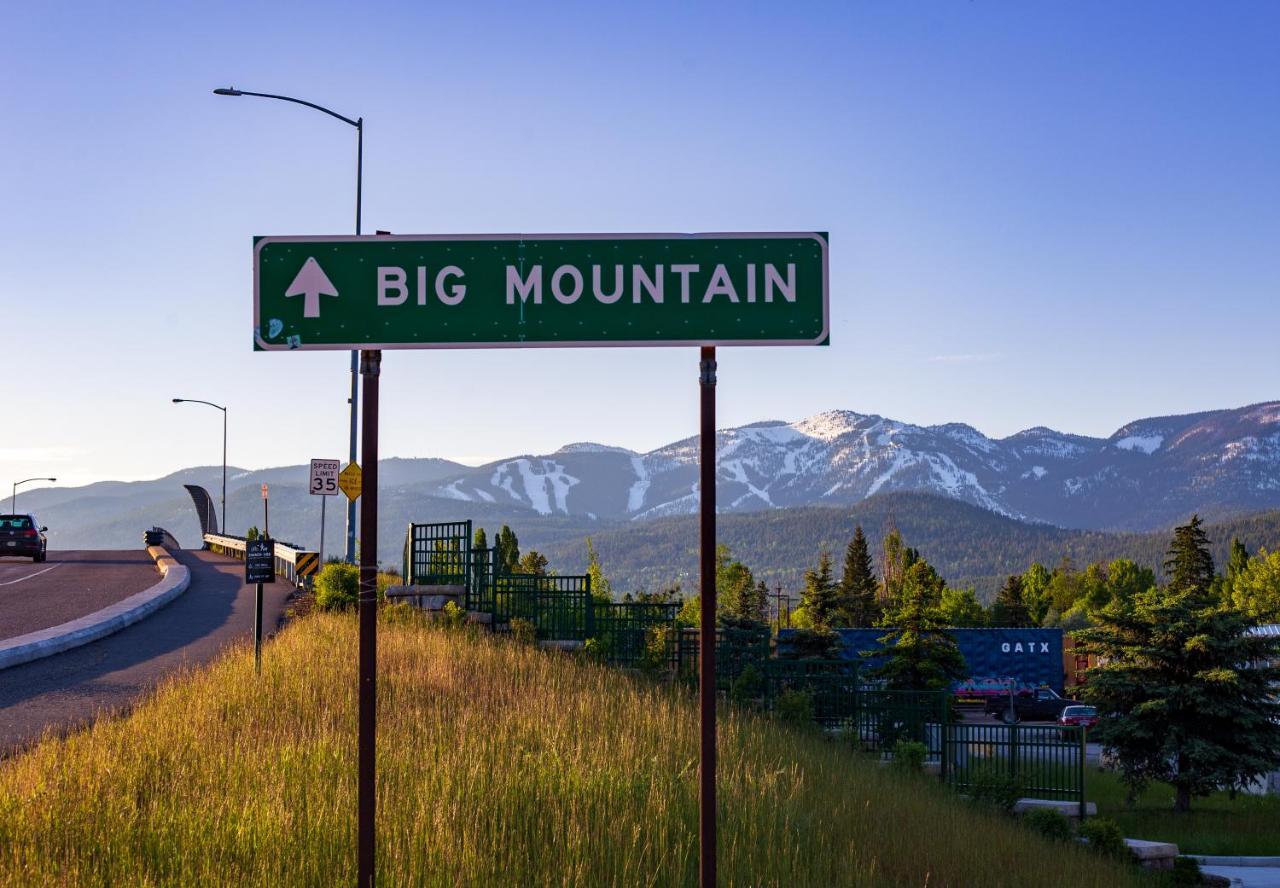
[254,231,829,887]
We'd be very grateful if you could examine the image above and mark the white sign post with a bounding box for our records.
[310,459,341,565]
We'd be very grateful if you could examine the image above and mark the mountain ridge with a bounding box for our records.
[13,401,1279,563]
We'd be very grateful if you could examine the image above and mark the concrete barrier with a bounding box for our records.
[0,546,191,671]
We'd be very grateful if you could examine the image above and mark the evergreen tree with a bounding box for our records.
[584,537,613,603]
[716,545,763,623]
[1021,562,1052,625]
[495,525,520,574]
[991,575,1034,627]
[1226,538,1250,586]
[797,551,840,629]
[1220,537,1251,603]
[742,579,770,625]
[837,526,879,627]
[873,561,967,691]
[1077,518,1280,812]
[1164,514,1215,594]
[516,550,549,577]
[472,526,488,553]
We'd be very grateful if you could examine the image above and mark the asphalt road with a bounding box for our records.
[0,550,293,756]
[0,550,160,641]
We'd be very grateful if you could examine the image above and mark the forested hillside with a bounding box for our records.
[534,492,1280,600]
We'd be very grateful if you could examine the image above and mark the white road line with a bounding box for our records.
[0,564,61,586]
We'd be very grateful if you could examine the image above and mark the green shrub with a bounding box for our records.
[381,601,419,626]
[582,637,610,662]
[967,763,1023,813]
[510,618,537,645]
[314,563,359,611]
[1023,808,1074,842]
[638,625,673,675]
[775,689,815,726]
[438,600,468,631]
[1079,817,1128,860]
[313,564,395,612]
[891,740,928,774]
[730,663,765,705]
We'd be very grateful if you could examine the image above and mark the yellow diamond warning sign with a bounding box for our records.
[338,462,362,501]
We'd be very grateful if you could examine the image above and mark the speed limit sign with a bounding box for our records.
[310,459,341,496]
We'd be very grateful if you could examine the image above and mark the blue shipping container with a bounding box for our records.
[778,627,1065,695]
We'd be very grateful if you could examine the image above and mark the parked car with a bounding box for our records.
[1058,704,1100,735]
[984,686,1082,723]
[0,514,48,562]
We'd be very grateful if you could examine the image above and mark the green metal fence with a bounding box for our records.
[760,661,862,727]
[592,602,679,667]
[943,722,1087,816]
[403,521,472,585]
[676,625,772,690]
[841,688,949,754]
[492,574,593,641]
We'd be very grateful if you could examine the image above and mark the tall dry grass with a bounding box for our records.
[0,612,1145,886]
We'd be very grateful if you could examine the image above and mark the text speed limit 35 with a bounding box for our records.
[310,459,341,496]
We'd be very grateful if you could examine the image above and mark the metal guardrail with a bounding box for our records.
[203,533,320,588]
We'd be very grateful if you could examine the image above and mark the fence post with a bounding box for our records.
[940,719,949,784]
[1078,726,1087,821]
[1010,720,1019,786]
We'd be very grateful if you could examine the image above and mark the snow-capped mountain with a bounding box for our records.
[423,402,1280,531]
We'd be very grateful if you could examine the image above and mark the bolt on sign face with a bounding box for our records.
[253,233,829,350]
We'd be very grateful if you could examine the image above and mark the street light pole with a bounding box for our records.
[11,477,56,514]
[214,86,363,563]
[172,399,227,534]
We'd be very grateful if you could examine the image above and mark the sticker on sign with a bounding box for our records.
[310,459,341,496]
[253,232,829,351]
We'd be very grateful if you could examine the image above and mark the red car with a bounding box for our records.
[1057,704,1099,733]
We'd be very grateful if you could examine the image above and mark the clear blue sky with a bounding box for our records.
[3,2,1277,488]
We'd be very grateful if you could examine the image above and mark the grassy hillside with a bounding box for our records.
[539,493,1280,599]
[0,613,1144,887]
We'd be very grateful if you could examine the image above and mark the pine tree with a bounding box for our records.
[1077,517,1280,812]
[584,537,612,603]
[798,551,840,629]
[1021,562,1052,625]
[516,550,549,577]
[495,525,520,575]
[1164,514,1214,594]
[991,575,1034,627]
[1221,537,1250,603]
[837,526,878,627]
[744,580,770,625]
[873,562,967,691]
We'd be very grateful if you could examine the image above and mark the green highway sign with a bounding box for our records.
[253,233,828,350]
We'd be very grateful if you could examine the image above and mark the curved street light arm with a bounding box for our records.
[173,398,226,412]
[215,88,360,129]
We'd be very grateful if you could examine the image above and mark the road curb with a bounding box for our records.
[0,546,191,671]
[1191,856,1280,867]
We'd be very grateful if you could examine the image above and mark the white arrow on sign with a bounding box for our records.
[285,256,339,318]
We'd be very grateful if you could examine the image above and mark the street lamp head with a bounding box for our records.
[172,398,184,403]
[213,87,242,97]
